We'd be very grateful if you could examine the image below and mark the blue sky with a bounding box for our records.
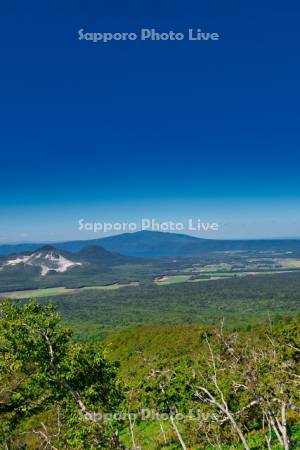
[1,0,299,242]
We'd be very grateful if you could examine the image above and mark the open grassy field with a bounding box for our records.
[154,275,191,285]
[0,287,74,299]
[276,258,300,268]
[0,282,140,299]
[154,269,297,286]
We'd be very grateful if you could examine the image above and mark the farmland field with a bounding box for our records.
[0,282,139,299]
[154,275,191,285]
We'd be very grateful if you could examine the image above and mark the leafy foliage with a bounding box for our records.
[0,301,123,449]
[1,300,300,448]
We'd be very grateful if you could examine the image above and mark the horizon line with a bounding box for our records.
[1,230,300,246]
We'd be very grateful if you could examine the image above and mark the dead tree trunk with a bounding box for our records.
[170,414,187,450]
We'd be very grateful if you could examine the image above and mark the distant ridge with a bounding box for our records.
[1,231,300,257]
[77,245,133,264]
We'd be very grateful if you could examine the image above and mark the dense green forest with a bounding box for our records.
[32,272,300,339]
[1,300,300,449]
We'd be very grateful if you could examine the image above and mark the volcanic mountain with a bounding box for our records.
[0,246,82,276]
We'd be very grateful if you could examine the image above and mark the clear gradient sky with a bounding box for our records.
[1,0,299,242]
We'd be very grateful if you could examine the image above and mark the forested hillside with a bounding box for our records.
[1,301,300,449]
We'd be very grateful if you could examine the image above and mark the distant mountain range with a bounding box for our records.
[1,231,300,292]
[1,231,300,257]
